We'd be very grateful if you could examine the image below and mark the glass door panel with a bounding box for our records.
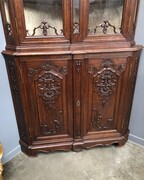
[88,0,124,35]
[23,0,63,36]
[73,0,80,34]
[2,0,12,36]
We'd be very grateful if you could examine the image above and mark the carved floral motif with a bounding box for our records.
[91,109,113,129]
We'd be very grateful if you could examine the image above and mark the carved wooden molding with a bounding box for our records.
[27,20,63,36]
[7,60,19,95]
[91,109,113,130]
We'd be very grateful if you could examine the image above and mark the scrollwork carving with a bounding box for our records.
[40,111,64,135]
[89,20,120,34]
[27,61,68,77]
[91,109,113,129]
[27,20,63,36]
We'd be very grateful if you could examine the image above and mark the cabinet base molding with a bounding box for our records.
[20,130,129,157]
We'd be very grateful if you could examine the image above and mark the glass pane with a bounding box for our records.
[23,0,63,36]
[3,0,12,36]
[89,0,124,35]
[73,0,80,34]
[3,0,10,23]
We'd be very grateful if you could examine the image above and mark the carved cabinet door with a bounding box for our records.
[17,56,73,145]
[81,53,133,142]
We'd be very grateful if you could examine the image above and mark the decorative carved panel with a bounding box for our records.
[27,61,68,135]
[89,59,126,106]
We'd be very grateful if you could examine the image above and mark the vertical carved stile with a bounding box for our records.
[7,60,19,95]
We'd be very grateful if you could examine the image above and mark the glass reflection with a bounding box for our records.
[3,0,10,23]
[23,0,63,36]
[3,0,12,36]
[89,0,124,34]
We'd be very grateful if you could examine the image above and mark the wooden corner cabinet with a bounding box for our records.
[0,0,142,156]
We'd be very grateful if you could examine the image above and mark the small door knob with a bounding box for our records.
[76,100,80,107]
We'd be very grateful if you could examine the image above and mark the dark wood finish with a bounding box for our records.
[0,0,142,156]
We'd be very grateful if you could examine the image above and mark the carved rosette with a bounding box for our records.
[91,109,113,130]
[27,61,68,135]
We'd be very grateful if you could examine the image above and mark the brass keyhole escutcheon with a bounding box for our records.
[76,100,80,107]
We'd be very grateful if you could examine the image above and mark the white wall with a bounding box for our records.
[129,0,144,145]
[0,1,144,164]
[0,15,20,164]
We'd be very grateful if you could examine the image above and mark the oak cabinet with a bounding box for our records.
[0,0,142,156]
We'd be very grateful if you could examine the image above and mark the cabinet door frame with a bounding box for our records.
[81,0,139,45]
[80,52,133,141]
[16,55,74,145]
[12,0,71,44]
